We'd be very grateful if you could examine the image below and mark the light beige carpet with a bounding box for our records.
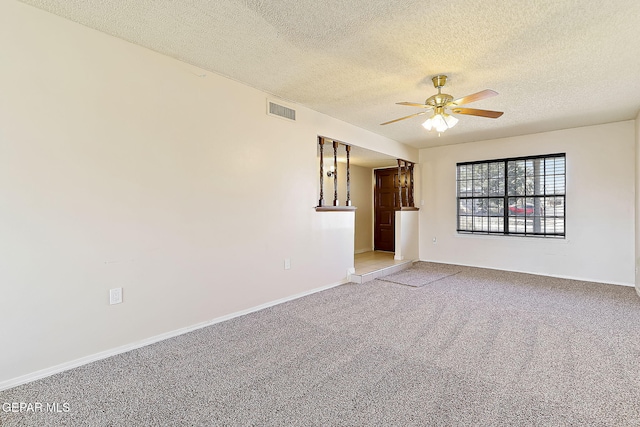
[2,264,639,426]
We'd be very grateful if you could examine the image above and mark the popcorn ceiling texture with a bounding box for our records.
[17,0,640,147]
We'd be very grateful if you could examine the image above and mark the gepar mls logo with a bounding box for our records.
[2,402,71,413]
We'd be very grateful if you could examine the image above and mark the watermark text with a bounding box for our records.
[2,402,70,413]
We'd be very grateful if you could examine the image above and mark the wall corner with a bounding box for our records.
[634,112,640,296]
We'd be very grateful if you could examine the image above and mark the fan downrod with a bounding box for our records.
[426,75,453,107]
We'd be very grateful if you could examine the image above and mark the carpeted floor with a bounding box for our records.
[2,263,640,426]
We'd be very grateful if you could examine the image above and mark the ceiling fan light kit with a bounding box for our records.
[381,75,504,134]
[422,107,459,132]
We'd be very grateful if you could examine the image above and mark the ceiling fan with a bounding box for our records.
[381,75,503,133]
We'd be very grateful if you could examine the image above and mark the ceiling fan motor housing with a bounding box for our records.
[426,93,453,107]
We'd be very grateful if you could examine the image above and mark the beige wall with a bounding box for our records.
[351,165,374,253]
[419,121,636,286]
[0,1,417,387]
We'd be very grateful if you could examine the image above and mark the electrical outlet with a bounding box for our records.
[284,258,291,270]
[109,288,123,305]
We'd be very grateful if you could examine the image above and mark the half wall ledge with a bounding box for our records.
[315,206,357,212]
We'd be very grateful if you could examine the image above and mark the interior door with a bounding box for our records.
[374,168,399,252]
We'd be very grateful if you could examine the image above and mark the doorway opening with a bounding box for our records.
[316,140,418,279]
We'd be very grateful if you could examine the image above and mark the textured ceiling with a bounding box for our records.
[18,0,640,148]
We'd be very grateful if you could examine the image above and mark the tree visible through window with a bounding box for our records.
[456,154,565,237]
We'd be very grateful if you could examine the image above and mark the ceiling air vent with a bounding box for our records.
[267,99,296,122]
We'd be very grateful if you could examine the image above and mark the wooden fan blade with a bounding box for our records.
[380,111,428,125]
[449,89,498,106]
[397,102,432,108]
[450,108,503,118]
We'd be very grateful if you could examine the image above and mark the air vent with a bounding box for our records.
[267,99,296,121]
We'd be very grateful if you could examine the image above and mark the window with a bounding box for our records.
[456,153,565,238]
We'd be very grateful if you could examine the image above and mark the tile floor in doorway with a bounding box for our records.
[352,251,413,283]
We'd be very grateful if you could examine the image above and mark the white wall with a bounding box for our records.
[636,111,640,296]
[419,121,635,286]
[395,210,419,261]
[0,1,417,387]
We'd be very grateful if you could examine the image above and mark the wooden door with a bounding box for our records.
[374,168,400,252]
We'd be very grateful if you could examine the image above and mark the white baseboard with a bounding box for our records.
[418,259,635,288]
[0,279,348,392]
[354,248,373,254]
